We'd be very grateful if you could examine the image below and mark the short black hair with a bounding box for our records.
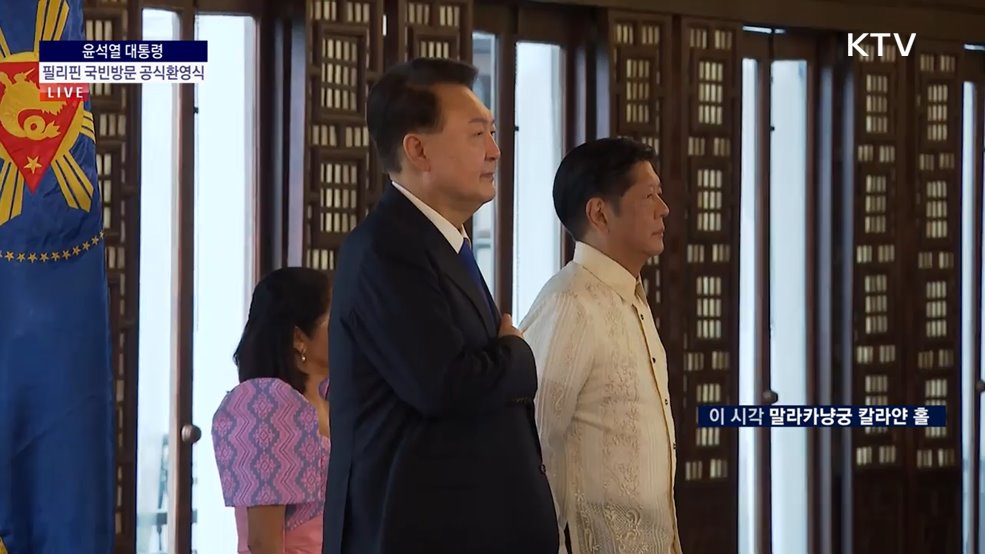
[233,267,331,393]
[367,57,479,173]
[553,137,658,240]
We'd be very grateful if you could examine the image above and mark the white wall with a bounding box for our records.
[738,55,810,554]
[136,10,179,554]
[136,11,255,554]
[191,14,256,554]
[512,42,564,322]
[768,59,809,554]
[738,57,761,554]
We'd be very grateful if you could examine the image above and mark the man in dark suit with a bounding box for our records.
[323,58,559,554]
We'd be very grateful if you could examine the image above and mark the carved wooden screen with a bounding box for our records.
[849,39,967,552]
[676,18,741,553]
[605,11,671,331]
[396,0,472,61]
[907,41,963,552]
[303,0,384,274]
[849,39,909,554]
[302,0,474,271]
[82,1,139,552]
[606,13,741,551]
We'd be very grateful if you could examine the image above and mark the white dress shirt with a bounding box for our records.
[390,181,466,251]
[521,242,681,554]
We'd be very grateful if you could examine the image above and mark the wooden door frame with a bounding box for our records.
[963,55,985,554]
[473,0,595,312]
[739,27,821,554]
[956,47,985,554]
[136,1,270,552]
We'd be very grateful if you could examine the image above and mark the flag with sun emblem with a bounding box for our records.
[0,1,113,553]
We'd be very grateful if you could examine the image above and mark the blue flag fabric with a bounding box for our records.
[0,1,114,553]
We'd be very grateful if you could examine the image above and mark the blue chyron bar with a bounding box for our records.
[698,405,948,427]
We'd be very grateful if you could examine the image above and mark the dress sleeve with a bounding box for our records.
[211,378,326,508]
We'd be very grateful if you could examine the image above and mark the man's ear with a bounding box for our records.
[402,134,430,172]
[584,197,608,234]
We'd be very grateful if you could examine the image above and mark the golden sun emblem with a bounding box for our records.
[0,0,97,228]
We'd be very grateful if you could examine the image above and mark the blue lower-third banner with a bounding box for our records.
[698,405,946,427]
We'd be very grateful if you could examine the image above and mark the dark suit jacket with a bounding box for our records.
[323,185,559,554]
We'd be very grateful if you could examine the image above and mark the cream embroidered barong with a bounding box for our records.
[522,242,681,554]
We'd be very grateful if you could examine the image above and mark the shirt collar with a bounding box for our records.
[572,241,642,304]
[391,181,467,252]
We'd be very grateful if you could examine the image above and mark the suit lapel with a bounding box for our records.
[429,244,498,335]
[379,185,498,336]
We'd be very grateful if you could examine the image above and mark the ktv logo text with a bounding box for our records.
[847,32,916,57]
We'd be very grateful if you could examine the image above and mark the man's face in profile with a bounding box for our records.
[419,83,500,208]
[606,161,670,257]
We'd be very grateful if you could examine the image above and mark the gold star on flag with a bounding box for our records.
[23,157,42,173]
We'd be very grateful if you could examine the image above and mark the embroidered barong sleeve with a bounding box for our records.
[522,292,594,544]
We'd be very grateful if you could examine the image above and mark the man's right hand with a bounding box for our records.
[498,313,523,338]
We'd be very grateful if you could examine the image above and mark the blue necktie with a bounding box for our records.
[459,238,495,318]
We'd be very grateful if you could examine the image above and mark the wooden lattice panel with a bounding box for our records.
[908,41,963,553]
[399,0,472,61]
[850,41,907,554]
[304,0,384,273]
[606,12,670,330]
[676,18,740,554]
[83,2,137,552]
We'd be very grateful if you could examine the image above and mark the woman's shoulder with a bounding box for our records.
[217,377,306,407]
[211,378,319,442]
[212,378,315,435]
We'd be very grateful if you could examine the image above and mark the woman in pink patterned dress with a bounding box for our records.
[211,268,332,554]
